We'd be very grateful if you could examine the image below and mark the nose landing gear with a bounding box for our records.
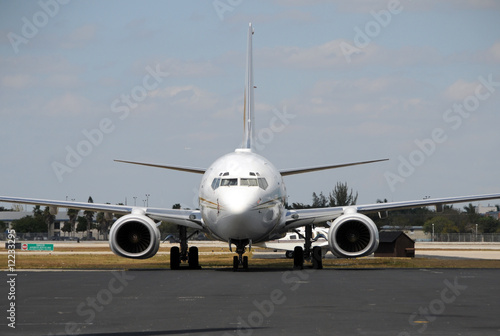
[230,239,250,271]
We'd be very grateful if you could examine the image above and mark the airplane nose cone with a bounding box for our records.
[214,188,266,240]
[222,189,257,214]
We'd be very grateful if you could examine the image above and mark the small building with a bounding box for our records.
[375,231,415,258]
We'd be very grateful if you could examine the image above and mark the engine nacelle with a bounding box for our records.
[109,214,160,259]
[328,212,379,258]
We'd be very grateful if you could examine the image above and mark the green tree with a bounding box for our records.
[12,216,46,233]
[67,208,78,237]
[463,203,480,224]
[96,209,112,240]
[61,222,72,236]
[84,196,95,239]
[11,206,47,233]
[43,206,55,237]
[423,216,458,234]
[478,216,500,234]
[76,216,88,233]
[290,202,311,209]
[329,182,358,206]
[0,220,7,232]
[312,192,328,208]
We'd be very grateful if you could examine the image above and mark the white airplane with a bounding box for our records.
[2,23,500,270]
[257,226,330,260]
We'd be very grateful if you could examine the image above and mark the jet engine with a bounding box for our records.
[109,214,160,259]
[328,212,379,258]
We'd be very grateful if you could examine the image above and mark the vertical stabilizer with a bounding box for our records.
[242,23,255,150]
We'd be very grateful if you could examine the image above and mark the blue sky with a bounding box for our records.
[1,0,499,210]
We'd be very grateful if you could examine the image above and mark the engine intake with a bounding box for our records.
[109,214,160,259]
[328,212,379,258]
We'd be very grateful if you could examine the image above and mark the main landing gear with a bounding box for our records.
[230,239,250,271]
[169,226,201,270]
[292,225,323,270]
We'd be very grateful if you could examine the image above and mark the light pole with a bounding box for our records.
[145,194,150,207]
[475,223,478,241]
[133,197,137,206]
[432,223,435,242]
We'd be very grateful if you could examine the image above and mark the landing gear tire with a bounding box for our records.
[285,250,294,259]
[233,256,239,271]
[170,246,180,270]
[242,256,249,270]
[188,246,200,269]
[293,246,304,270]
[312,246,323,269]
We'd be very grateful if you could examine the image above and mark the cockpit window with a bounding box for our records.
[221,178,238,186]
[212,176,268,189]
[211,178,221,190]
[258,178,268,190]
[240,178,258,186]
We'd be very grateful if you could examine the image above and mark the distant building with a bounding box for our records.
[477,205,498,214]
[485,211,500,220]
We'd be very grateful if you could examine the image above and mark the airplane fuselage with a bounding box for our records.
[199,148,287,243]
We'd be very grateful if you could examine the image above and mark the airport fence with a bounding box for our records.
[432,233,500,242]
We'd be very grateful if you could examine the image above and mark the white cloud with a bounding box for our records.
[1,74,36,88]
[43,92,95,116]
[479,41,500,63]
[443,79,479,101]
[153,58,220,77]
[60,24,98,49]
[257,40,442,70]
[150,85,219,111]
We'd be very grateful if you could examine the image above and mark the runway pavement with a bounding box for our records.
[1,268,500,336]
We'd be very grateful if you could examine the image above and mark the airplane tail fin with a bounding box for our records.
[242,23,255,150]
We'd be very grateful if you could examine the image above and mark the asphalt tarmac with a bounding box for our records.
[1,268,499,336]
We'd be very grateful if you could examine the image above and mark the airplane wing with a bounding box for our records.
[285,192,500,229]
[280,159,388,176]
[114,159,206,174]
[0,196,203,229]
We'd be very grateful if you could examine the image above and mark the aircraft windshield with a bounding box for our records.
[220,178,238,187]
[240,178,258,186]
[211,177,268,189]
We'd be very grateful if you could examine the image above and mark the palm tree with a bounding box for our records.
[43,206,55,238]
[84,197,95,239]
[67,208,78,237]
[96,209,112,240]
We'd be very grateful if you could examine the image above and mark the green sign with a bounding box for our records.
[22,243,54,251]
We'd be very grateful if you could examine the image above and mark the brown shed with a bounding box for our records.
[375,231,415,258]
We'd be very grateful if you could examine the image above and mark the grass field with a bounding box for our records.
[3,249,500,270]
